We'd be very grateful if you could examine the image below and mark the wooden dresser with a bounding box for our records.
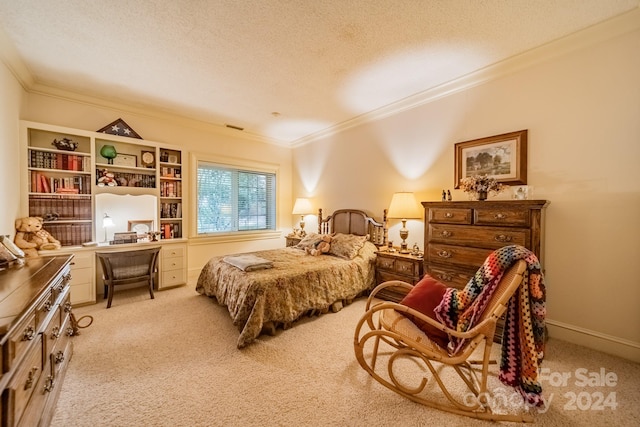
[422,200,548,288]
[422,200,548,341]
[0,256,75,427]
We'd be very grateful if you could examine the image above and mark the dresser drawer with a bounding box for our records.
[69,252,92,269]
[162,269,186,287]
[5,312,37,372]
[162,255,184,272]
[376,256,395,271]
[426,265,473,289]
[429,208,472,224]
[35,289,55,332]
[427,244,493,268]
[394,258,420,277]
[6,334,44,426]
[429,224,528,249]
[162,245,185,259]
[377,270,417,285]
[474,207,530,227]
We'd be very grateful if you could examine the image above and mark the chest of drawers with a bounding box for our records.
[422,200,548,289]
[0,256,75,426]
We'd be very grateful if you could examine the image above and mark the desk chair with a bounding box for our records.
[96,247,160,308]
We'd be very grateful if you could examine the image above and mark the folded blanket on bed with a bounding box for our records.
[223,254,273,271]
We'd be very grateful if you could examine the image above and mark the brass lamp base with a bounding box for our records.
[399,220,410,253]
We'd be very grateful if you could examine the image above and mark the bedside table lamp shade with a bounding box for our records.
[387,192,421,253]
[292,198,313,236]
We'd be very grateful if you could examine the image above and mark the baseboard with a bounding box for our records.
[547,319,640,363]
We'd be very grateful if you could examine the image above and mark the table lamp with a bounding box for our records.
[387,192,421,253]
[292,198,313,237]
[103,213,114,243]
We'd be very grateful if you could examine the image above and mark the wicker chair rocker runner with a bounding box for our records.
[354,260,534,423]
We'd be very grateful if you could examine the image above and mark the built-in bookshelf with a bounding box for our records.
[26,127,93,246]
[21,121,186,247]
[159,148,183,239]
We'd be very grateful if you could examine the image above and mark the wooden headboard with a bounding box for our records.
[318,209,387,246]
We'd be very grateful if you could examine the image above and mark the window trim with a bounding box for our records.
[190,152,281,242]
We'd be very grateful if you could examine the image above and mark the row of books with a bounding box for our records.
[159,166,181,178]
[29,149,90,171]
[160,222,181,239]
[160,181,182,198]
[29,196,92,220]
[160,202,182,219]
[31,171,91,194]
[43,223,92,247]
[100,170,156,188]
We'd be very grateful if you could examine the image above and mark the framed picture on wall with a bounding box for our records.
[454,129,528,188]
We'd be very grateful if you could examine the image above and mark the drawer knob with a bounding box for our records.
[51,326,61,339]
[55,350,65,364]
[23,326,35,341]
[66,326,75,337]
[44,375,55,392]
[437,250,452,258]
[444,212,453,218]
[494,234,512,242]
[25,367,39,390]
[440,230,452,238]
[64,302,73,313]
[494,213,507,220]
[44,300,53,312]
[437,273,453,281]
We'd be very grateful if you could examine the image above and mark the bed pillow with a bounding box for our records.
[328,233,368,259]
[294,233,323,250]
[399,275,449,348]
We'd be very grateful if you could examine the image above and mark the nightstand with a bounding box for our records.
[375,250,424,302]
[285,236,302,247]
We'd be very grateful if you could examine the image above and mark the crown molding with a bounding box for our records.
[290,7,640,148]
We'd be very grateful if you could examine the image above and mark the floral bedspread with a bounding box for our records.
[196,242,377,348]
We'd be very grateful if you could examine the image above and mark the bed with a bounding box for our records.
[196,209,386,348]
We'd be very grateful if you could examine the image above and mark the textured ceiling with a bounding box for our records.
[0,1,638,145]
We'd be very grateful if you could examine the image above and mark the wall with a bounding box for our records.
[293,21,640,360]
[0,59,26,236]
[19,93,293,281]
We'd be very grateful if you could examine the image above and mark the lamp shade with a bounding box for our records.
[387,192,421,219]
[292,198,313,215]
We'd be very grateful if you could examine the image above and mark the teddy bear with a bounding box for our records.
[14,216,62,257]
[305,234,332,256]
[97,169,118,187]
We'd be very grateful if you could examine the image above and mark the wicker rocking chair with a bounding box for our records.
[353,260,533,423]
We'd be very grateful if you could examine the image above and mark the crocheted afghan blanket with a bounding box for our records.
[433,245,546,406]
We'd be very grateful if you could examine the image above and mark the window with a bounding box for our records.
[196,160,276,235]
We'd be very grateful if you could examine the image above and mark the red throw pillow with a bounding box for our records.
[399,275,449,348]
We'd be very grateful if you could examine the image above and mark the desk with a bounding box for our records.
[40,239,187,306]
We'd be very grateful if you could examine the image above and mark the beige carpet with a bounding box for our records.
[51,285,640,427]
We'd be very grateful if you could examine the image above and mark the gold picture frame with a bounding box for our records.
[454,129,528,188]
[113,153,138,167]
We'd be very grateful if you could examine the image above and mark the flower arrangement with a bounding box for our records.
[459,174,506,200]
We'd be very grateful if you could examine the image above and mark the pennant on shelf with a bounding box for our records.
[96,118,142,139]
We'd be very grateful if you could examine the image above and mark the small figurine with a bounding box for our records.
[447,190,452,201]
[411,242,420,256]
[442,190,446,201]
